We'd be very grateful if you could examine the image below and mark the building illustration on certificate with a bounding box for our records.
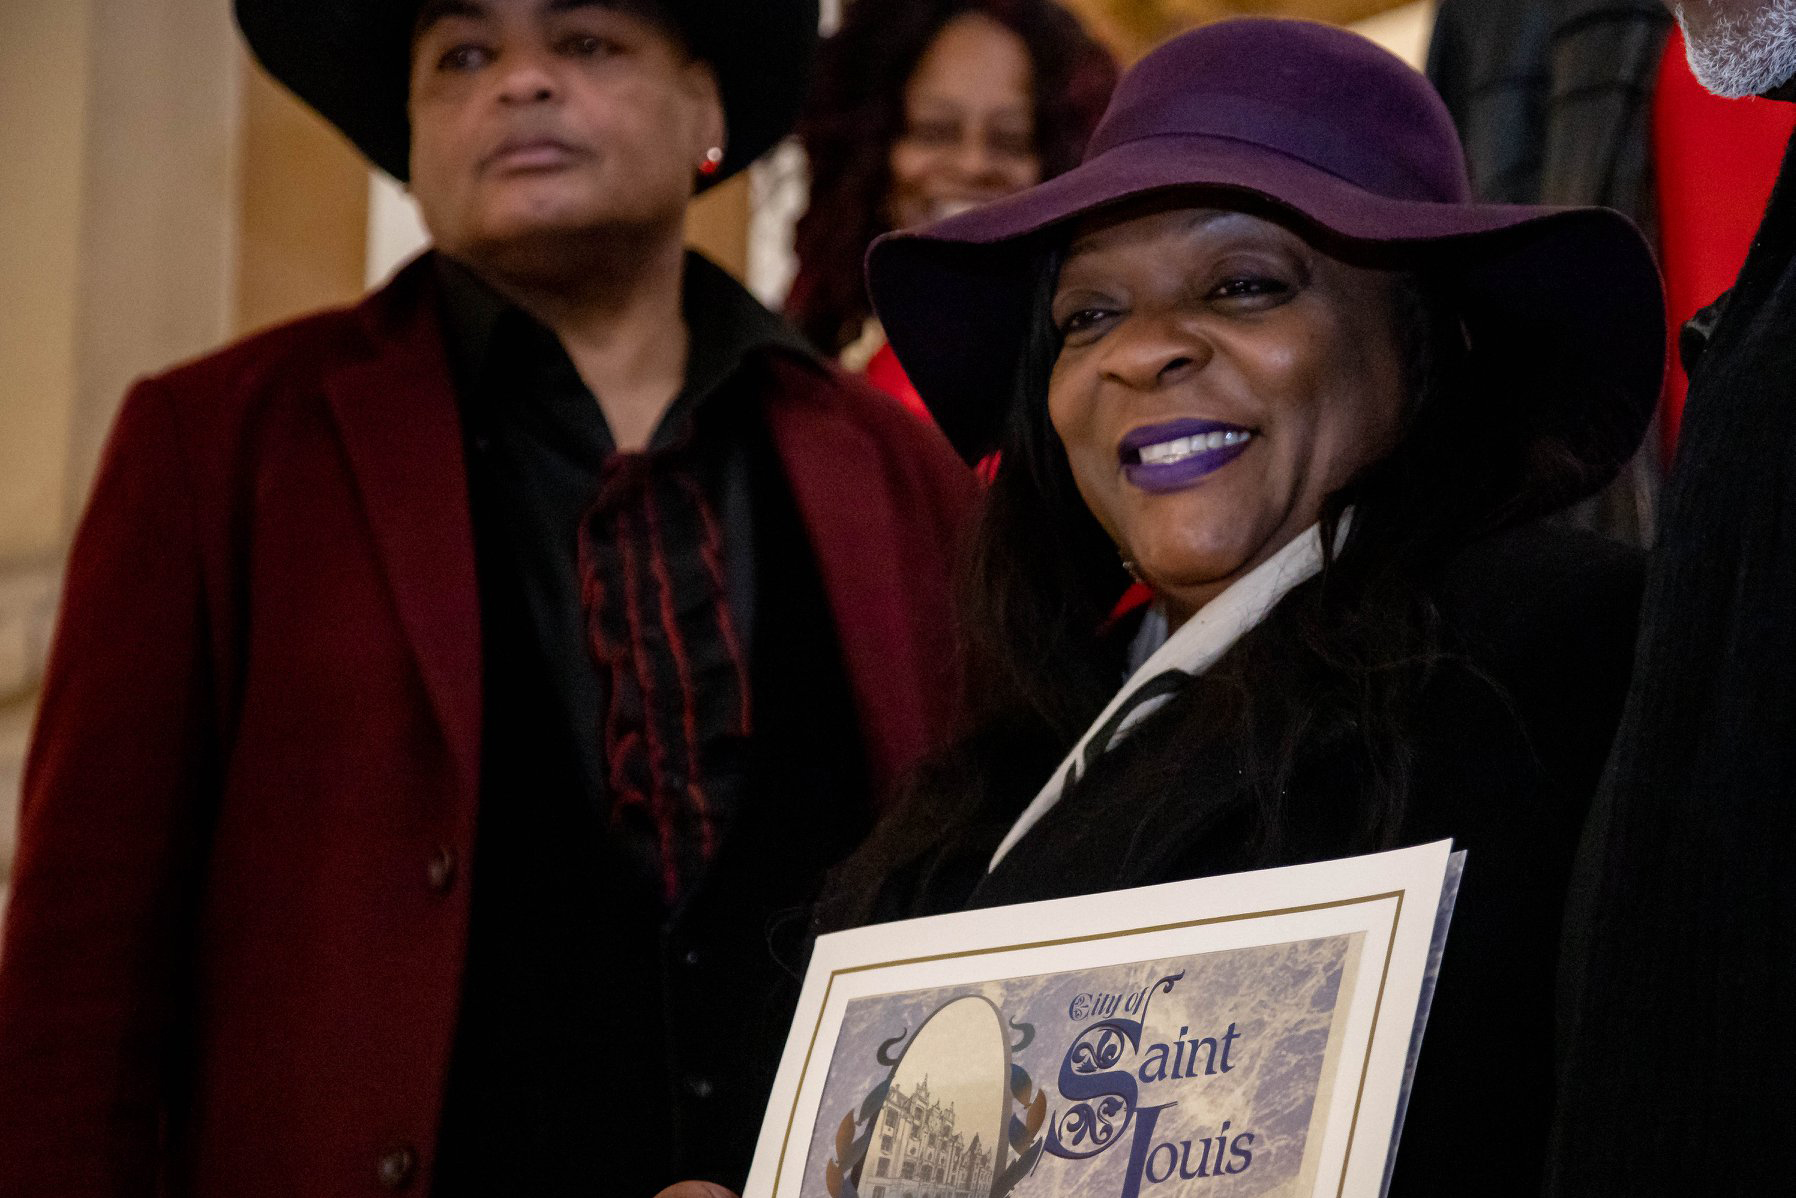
[862,1074,995,1198]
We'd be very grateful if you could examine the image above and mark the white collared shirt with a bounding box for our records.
[988,522,1333,871]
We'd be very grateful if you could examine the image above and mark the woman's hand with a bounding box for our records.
[652,1184,738,1198]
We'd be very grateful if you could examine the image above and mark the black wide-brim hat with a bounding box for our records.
[235,0,819,186]
[869,17,1666,512]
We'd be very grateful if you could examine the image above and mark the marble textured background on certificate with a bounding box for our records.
[800,933,1364,1198]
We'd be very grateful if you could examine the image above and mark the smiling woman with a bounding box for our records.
[1047,204,1409,624]
[818,18,1667,1198]
[786,0,1116,373]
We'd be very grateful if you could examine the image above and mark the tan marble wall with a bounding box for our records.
[0,2,93,565]
[235,61,371,337]
[1351,0,1436,67]
[1064,0,1419,59]
[0,0,245,884]
[0,2,93,888]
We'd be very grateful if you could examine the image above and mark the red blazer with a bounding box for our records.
[0,257,975,1196]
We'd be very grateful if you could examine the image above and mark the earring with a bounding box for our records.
[1119,551,1143,581]
[698,146,724,176]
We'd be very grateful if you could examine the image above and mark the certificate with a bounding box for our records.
[744,841,1462,1198]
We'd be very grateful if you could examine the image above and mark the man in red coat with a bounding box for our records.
[0,2,973,1195]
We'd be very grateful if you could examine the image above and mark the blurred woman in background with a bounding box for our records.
[786,0,1116,416]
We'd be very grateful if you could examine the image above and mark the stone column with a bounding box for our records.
[1,0,246,887]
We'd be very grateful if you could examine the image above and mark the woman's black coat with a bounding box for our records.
[821,522,1642,1198]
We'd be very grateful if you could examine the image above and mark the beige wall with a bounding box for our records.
[686,174,752,280]
[1351,0,1436,68]
[66,0,244,525]
[0,2,93,563]
[0,0,97,891]
[1066,0,1419,60]
[1,0,246,882]
[235,62,371,336]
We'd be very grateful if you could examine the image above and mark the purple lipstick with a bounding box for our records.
[1120,418,1255,494]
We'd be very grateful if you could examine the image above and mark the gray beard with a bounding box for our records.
[1677,1,1796,97]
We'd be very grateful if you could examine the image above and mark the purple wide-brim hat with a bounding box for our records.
[868,17,1665,506]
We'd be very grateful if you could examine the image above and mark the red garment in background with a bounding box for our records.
[864,339,932,421]
[1652,27,1796,459]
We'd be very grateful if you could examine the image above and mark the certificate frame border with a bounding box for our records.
[769,888,1408,1198]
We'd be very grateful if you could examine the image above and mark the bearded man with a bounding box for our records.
[0,2,973,1195]
[1550,2,1796,1192]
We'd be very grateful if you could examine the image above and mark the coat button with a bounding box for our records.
[426,847,458,894]
[687,1076,715,1099]
[376,1146,417,1190]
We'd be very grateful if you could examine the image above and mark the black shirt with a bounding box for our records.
[431,253,871,1195]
